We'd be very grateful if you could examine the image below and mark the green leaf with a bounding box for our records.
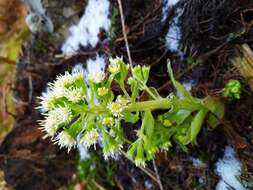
[142,66,150,84]
[128,77,140,102]
[66,117,83,137]
[143,110,154,138]
[162,109,192,125]
[153,120,176,149]
[127,140,139,159]
[203,97,224,128]
[189,109,208,143]
[167,62,193,100]
[174,116,192,145]
[110,120,124,140]
[207,114,220,129]
[203,97,224,117]
[123,111,139,123]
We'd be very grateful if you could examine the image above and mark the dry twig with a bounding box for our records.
[117,0,133,67]
[152,158,164,190]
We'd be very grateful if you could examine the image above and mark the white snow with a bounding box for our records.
[162,0,181,21]
[215,146,247,190]
[76,135,91,160]
[72,63,85,74]
[144,180,153,189]
[61,0,111,53]
[86,54,106,74]
[165,6,183,53]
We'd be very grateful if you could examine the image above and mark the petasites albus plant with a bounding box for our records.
[38,57,224,167]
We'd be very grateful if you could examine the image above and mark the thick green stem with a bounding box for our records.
[124,98,172,112]
[76,98,172,114]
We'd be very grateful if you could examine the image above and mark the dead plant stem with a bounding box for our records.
[117,0,133,67]
[152,158,164,190]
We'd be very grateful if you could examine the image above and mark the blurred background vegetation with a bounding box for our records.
[0,0,29,142]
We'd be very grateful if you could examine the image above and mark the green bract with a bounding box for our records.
[222,79,241,99]
[38,57,224,166]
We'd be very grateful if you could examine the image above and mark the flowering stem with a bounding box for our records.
[142,85,157,100]
[120,84,131,99]
[75,99,172,115]
[124,98,172,112]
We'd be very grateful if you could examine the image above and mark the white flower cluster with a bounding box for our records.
[38,71,85,111]
[39,107,72,137]
[38,71,86,152]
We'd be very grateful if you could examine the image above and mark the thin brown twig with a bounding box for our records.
[92,179,108,190]
[28,74,33,103]
[152,158,164,190]
[120,150,159,184]
[117,0,133,67]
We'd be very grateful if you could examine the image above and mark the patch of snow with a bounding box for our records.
[61,0,111,53]
[85,55,106,105]
[72,63,85,74]
[144,180,153,189]
[215,146,247,190]
[165,6,183,53]
[24,0,54,33]
[76,135,90,160]
[198,176,205,185]
[162,0,181,21]
[86,54,106,74]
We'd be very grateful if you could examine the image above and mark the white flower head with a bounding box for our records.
[38,86,68,111]
[65,88,83,103]
[116,95,130,107]
[108,56,122,74]
[80,129,100,148]
[55,131,76,152]
[102,117,114,126]
[53,72,75,89]
[88,71,105,84]
[107,102,124,117]
[39,107,72,137]
[103,144,122,160]
[39,116,59,137]
[97,87,109,96]
[107,96,129,117]
[38,91,58,111]
[52,107,72,123]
